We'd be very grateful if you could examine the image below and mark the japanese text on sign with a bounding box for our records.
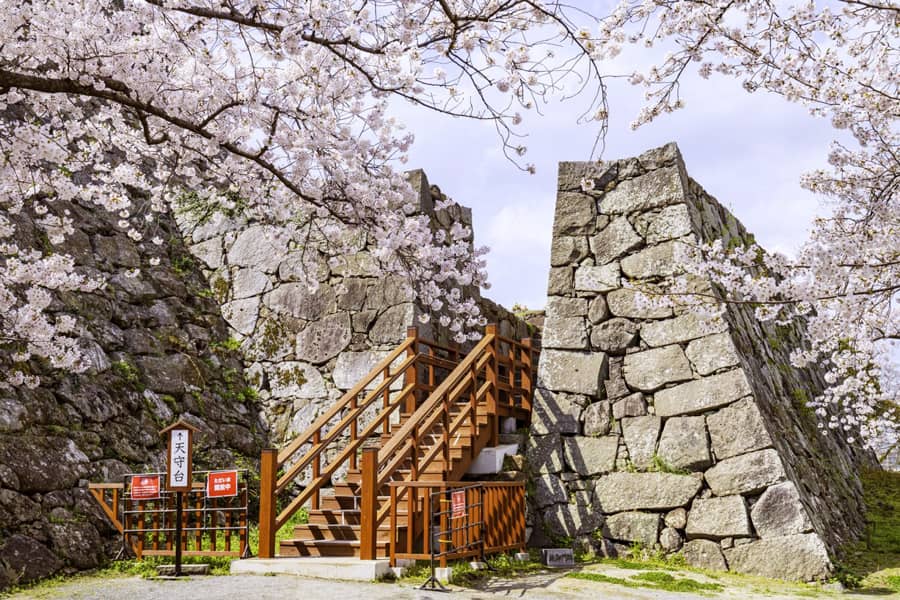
[132,475,160,500]
[168,428,190,489]
[206,470,238,498]
[451,490,466,519]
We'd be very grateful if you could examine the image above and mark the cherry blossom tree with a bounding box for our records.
[0,0,607,385]
[592,0,899,456]
[1,0,897,453]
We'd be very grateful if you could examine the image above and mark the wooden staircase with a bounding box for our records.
[257,324,534,560]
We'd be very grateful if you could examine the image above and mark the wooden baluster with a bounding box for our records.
[422,487,430,557]
[521,338,533,412]
[469,359,477,460]
[407,486,416,558]
[225,501,233,553]
[442,393,450,479]
[312,429,321,511]
[359,447,378,560]
[257,448,277,559]
[181,497,189,555]
[239,486,248,557]
[210,497,217,554]
[439,488,449,568]
[485,324,499,447]
[404,327,418,415]
[411,425,419,481]
[428,344,435,396]
[383,366,391,435]
[350,394,358,471]
[152,498,160,551]
[195,492,203,551]
[112,488,120,532]
[389,485,398,566]
[135,500,145,560]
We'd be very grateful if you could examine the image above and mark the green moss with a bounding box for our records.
[649,454,689,475]
[210,276,231,303]
[111,359,142,390]
[567,570,723,594]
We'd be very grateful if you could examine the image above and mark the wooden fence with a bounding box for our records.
[387,480,526,566]
[89,471,249,559]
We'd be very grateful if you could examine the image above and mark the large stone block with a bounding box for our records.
[654,369,752,417]
[537,350,608,397]
[526,433,565,474]
[269,361,327,399]
[686,495,751,539]
[623,345,693,392]
[682,539,727,571]
[542,503,604,538]
[369,303,414,344]
[640,203,694,244]
[554,192,596,234]
[295,313,352,364]
[621,240,685,279]
[530,388,581,435]
[564,436,618,476]
[534,474,567,508]
[594,472,701,513]
[547,267,574,295]
[704,449,786,496]
[640,313,727,348]
[603,512,659,546]
[550,235,589,267]
[751,482,814,538]
[231,269,270,300]
[582,401,612,436]
[227,225,287,272]
[598,166,685,214]
[589,217,643,265]
[612,392,647,419]
[724,534,831,581]
[542,316,589,350]
[574,264,620,293]
[606,288,673,319]
[264,282,335,321]
[621,415,661,470]
[332,351,392,390]
[706,398,772,460]
[590,318,638,355]
[685,332,740,375]
[656,416,711,471]
[546,297,588,318]
[221,297,259,336]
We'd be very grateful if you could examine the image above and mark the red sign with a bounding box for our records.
[131,475,160,500]
[451,490,466,519]
[206,470,238,498]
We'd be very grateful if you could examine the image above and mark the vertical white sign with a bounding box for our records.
[168,428,189,489]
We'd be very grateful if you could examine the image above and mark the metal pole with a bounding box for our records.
[174,491,183,576]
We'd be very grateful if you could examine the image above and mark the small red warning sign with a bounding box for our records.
[131,475,160,500]
[451,489,466,519]
[206,470,238,498]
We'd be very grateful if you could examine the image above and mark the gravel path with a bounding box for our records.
[4,568,859,600]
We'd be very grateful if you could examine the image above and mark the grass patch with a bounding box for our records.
[838,468,900,591]
[567,570,723,594]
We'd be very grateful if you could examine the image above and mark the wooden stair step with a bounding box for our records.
[278,539,391,558]
[307,509,409,526]
[291,523,401,543]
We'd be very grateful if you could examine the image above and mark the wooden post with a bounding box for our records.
[485,324,499,446]
[521,338,533,412]
[404,326,418,414]
[258,448,278,559]
[359,446,378,560]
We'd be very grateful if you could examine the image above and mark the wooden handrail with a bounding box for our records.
[377,332,495,465]
[276,338,415,464]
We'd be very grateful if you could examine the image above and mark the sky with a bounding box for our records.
[396,24,840,311]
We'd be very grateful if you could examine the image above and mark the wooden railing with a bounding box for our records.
[387,481,526,566]
[88,472,249,560]
[359,325,533,558]
[257,327,463,558]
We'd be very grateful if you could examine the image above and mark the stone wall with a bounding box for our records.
[0,199,268,589]
[526,143,877,581]
[176,170,529,448]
